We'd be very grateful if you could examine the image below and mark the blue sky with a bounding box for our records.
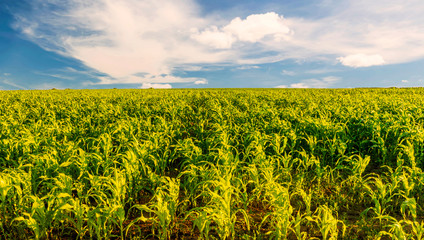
[1,0,424,89]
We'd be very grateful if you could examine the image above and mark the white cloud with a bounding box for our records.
[338,54,385,67]
[191,26,235,49]
[179,66,204,71]
[237,65,260,70]
[401,80,409,83]
[290,83,309,88]
[286,76,341,88]
[14,0,225,85]
[274,84,288,88]
[140,83,172,89]
[322,76,340,83]
[232,1,424,67]
[282,70,296,76]
[96,74,206,85]
[191,12,291,49]
[284,0,424,66]
[223,12,291,43]
[194,79,208,85]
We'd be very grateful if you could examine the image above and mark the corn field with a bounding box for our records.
[1,88,424,239]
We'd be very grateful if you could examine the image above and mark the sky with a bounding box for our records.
[1,0,424,90]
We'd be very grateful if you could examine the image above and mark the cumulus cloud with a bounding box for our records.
[13,0,228,85]
[401,80,409,83]
[190,26,235,49]
[290,83,310,88]
[338,54,385,67]
[194,79,208,85]
[191,12,290,49]
[191,12,291,50]
[224,12,291,43]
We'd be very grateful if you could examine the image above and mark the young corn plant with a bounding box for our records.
[128,176,180,240]
[376,215,410,240]
[291,211,308,240]
[0,173,12,223]
[191,210,212,240]
[13,192,73,240]
[404,220,424,240]
[385,195,424,239]
[307,205,345,240]
[350,155,371,184]
[69,198,89,239]
[362,171,400,221]
[260,183,293,239]
[192,177,250,240]
[105,169,128,239]
[87,204,116,239]
[294,188,313,217]
[191,151,249,240]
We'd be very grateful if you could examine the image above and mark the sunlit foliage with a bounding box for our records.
[1,88,424,239]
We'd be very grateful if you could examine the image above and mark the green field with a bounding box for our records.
[1,88,424,239]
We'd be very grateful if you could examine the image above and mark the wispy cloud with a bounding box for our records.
[283,0,424,66]
[178,66,204,72]
[281,70,296,76]
[305,68,340,74]
[276,76,341,89]
[140,83,172,89]
[0,74,26,89]
[1,80,26,90]
[34,82,65,90]
[236,65,260,70]
[96,74,207,85]
[34,72,76,81]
